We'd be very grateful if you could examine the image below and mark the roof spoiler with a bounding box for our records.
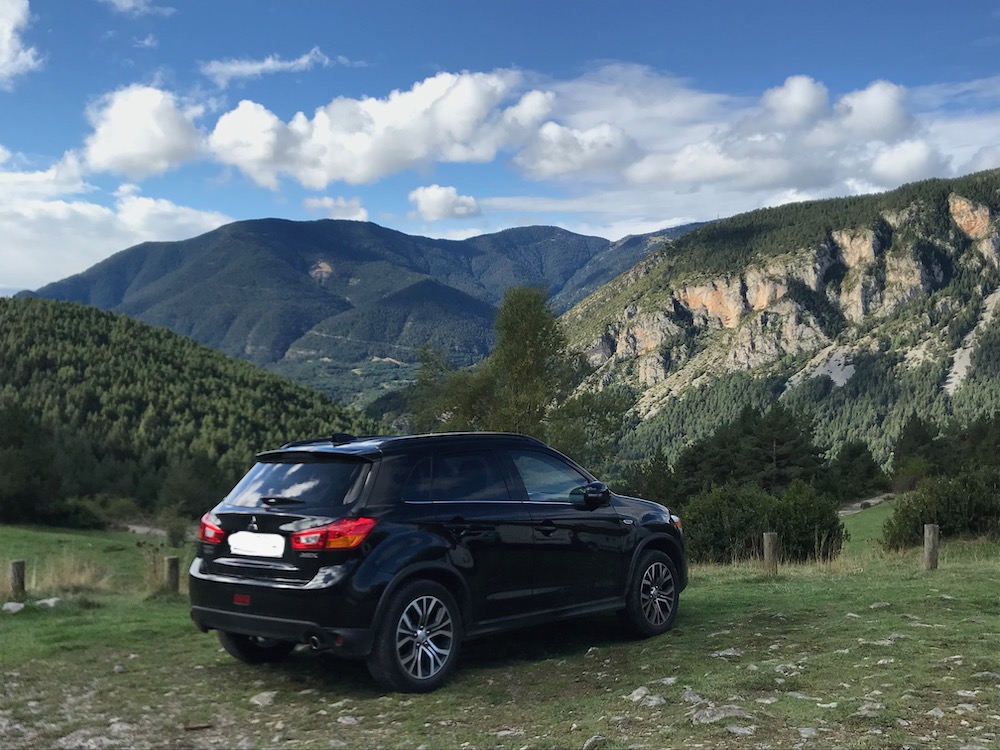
[280,433,358,449]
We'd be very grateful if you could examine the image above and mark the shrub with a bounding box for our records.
[767,481,844,562]
[54,498,107,530]
[891,455,933,493]
[881,467,1000,549]
[683,481,845,564]
[682,483,773,563]
[156,510,191,548]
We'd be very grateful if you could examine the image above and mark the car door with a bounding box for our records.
[422,448,536,625]
[505,448,626,610]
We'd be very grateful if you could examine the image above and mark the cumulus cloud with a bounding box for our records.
[0,0,42,90]
[408,184,481,221]
[762,75,829,126]
[965,144,1000,172]
[200,47,340,89]
[597,73,927,197]
[832,80,914,141]
[514,121,634,179]
[97,0,174,17]
[303,195,368,221]
[0,151,90,199]
[84,85,203,178]
[0,182,229,290]
[209,69,548,188]
[870,139,948,185]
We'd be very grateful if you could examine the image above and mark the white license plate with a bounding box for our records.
[228,531,285,558]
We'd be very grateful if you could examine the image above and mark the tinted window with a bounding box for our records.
[224,456,369,510]
[431,450,510,502]
[510,450,589,503]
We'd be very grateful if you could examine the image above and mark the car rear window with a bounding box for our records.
[222,454,370,511]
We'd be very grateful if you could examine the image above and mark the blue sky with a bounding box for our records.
[2,0,1000,293]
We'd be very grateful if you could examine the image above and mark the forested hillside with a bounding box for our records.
[0,297,376,526]
[562,169,1000,465]
[28,220,698,406]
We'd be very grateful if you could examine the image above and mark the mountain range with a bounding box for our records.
[24,169,1000,468]
[28,220,695,404]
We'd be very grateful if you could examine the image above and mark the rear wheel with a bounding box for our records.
[367,580,462,693]
[217,631,296,664]
[620,550,679,637]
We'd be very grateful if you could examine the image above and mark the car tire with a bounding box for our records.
[620,550,679,637]
[217,631,296,664]
[367,580,462,693]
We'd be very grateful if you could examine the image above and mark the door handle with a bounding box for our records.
[444,517,471,534]
[536,520,558,537]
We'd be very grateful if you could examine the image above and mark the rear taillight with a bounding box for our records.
[290,517,377,550]
[198,513,225,544]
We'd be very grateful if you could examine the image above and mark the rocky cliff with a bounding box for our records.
[565,173,1000,430]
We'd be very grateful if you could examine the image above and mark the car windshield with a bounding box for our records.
[223,455,370,510]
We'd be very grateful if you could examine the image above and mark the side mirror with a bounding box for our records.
[580,481,611,509]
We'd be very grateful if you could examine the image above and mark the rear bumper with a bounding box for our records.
[188,557,376,657]
[189,605,374,657]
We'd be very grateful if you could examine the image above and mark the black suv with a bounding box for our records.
[189,432,686,692]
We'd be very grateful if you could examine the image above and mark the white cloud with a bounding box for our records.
[0,182,230,291]
[514,121,634,179]
[303,195,368,221]
[200,47,337,89]
[833,80,914,141]
[97,0,174,17]
[0,0,42,90]
[0,151,90,199]
[870,139,948,185]
[762,75,829,126]
[209,69,548,188]
[965,144,1000,172]
[408,185,481,221]
[132,33,157,49]
[84,85,203,179]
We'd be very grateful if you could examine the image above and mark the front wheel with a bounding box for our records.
[620,550,679,637]
[367,580,462,693]
[217,631,296,664]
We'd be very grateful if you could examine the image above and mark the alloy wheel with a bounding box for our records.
[394,594,455,680]
[640,560,675,626]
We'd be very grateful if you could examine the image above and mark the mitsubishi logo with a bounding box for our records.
[247,516,259,531]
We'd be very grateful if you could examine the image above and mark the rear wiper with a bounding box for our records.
[261,496,305,505]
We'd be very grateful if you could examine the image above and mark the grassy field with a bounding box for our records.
[1,513,999,749]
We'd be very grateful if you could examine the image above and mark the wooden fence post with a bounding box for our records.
[763,532,778,577]
[10,560,25,599]
[165,556,179,594]
[923,524,939,571]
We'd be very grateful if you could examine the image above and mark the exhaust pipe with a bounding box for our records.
[308,634,323,650]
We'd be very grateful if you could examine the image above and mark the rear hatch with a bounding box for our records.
[199,451,373,585]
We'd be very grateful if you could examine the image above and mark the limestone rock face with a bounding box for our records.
[673,278,746,329]
[309,260,334,284]
[574,189,1000,407]
[949,194,993,240]
[728,299,829,371]
[949,193,1000,266]
[832,228,881,268]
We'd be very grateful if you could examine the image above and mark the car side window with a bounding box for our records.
[431,450,511,502]
[509,450,589,503]
[400,456,433,503]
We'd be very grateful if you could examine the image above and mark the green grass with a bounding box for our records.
[0,524,194,598]
[841,497,898,557]
[2,510,998,749]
